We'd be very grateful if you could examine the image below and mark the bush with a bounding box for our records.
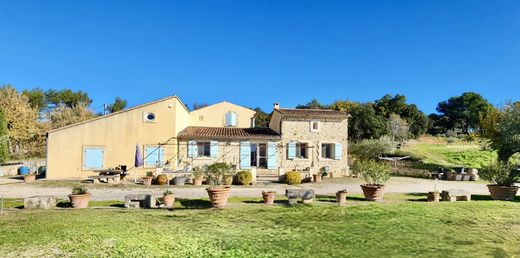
[350,136,396,160]
[205,163,235,186]
[352,159,391,185]
[71,185,88,195]
[155,174,169,185]
[285,171,302,185]
[236,171,252,185]
[480,161,520,186]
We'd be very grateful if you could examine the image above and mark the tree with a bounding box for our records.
[374,94,408,117]
[329,100,359,112]
[107,97,127,113]
[0,110,8,163]
[192,103,209,110]
[388,114,409,142]
[296,99,326,109]
[45,89,92,108]
[46,103,96,129]
[480,102,520,162]
[348,104,387,141]
[436,92,491,133]
[22,88,47,112]
[374,95,428,138]
[253,107,271,127]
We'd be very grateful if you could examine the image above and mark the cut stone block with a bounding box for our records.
[24,196,57,209]
[124,194,156,208]
[441,189,471,202]
[285,189,315,204]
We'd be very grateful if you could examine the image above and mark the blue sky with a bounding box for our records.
[1,0,519,114]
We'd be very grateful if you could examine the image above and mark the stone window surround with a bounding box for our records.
[310,120,321,132]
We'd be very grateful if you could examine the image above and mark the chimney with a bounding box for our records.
[273,102,280,110]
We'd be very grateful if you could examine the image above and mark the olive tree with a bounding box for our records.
[481,103,520,162]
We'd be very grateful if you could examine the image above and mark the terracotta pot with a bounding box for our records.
[360,184,385,202]
[487,184,519,201]
[24,174,36,183]
[427,192,440,202]
[223,175,234,185]
[155,174,169,185]
[143,176,154,186]
[262,191,276,205]
[312,174,322,183]
[163,194,175,207]
[206,186,231,208]
[329,172,334,178]
[192,177,203,185]
[336,191,348,205]
[68,193,91,209]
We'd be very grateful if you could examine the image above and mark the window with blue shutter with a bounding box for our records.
[267,142,277,169]
[187,140,197,158]
[287,141,296,160]
[210,141,219,158]
[225,112,237,127]
[145,146,163,167]
[83,147,104,170]
[239,141,251,169]
[334,144,342,160]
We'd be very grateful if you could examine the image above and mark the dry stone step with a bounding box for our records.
[24,196,57,209]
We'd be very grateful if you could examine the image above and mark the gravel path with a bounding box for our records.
[0,176,490,201]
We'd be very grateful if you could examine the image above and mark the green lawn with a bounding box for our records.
[1,195,519,257]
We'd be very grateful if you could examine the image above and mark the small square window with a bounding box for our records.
[310,121,320,132]
[295,143,309,159]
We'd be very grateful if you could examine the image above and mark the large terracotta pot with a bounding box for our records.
[360,184,385,202]
[262,191,276,205]
[487,185,519,201]
[68,193,91,209]
[336,190,348,205]
[192,177,203,186]
[163,194,175,207]
[24,174,36,183]
[206,186,231,208]
[143,176,153,186]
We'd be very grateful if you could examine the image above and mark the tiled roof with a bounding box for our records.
[277,108,348,118]
[178,126,281,140]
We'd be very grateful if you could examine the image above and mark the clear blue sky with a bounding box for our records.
[1,0,519,114]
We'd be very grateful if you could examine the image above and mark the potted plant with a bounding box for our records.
[23,172,36,183]
[192,166,205,185]
[174,176,187,186]
[204,163,232,208]
[353,159,391,202]
[223,167,236,185]
[68,185,91,208]
[143,171,154,186]
[163,189,175,207]
[480,161,519,201]
[262,191,276,205]
[155,174,169,185]
[336,189,348,205]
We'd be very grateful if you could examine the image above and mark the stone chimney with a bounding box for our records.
[273,102,280,110]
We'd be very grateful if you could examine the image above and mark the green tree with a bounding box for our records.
[107,97,128,113]
[481,102,520,162]
[22,88,47,112]
[45,89,92,108]
[253,107,271,127]
[348,104,387,141]
[388,114,409,142]
[436,92,491,133]
[192,103,209,110]
[46,103,96,129]
[374,94,428,138]
[0,110,8,163]
[296,99,326,109]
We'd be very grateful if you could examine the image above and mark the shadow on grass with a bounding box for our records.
[471,195,520,202]
[177,198,213,209]
[242,199,287,204]
[405,192,428,202]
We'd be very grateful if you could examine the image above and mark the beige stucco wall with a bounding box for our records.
[46,96,190,179]
[276,119,349,177]
[189,101,256,128]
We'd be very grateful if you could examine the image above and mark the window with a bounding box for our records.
[295,142,308,159]
[225,111,237,127]
[197,142,211,157]
[143,112,156,122]
[310,120,320,132]
[144,146,164,167]
[83,147,104,170]
[321,143,335,159]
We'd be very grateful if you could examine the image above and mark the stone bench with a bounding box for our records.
[24,196,57,209]
[124,194,156,208]
[89,175,121,184]
[285,189,315,204]
[441,189,471,202]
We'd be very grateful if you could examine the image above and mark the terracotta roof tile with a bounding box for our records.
[277,108,348,118]
[178,126,281,141]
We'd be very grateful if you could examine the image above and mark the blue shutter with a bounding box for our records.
[334,143,342,160]
[287,141,296,160]
[225,112,232,126]
[210,141,219,158]
[267,142,277,169]
[145,146,162,167]
[84,147,104,169]
[230,112,237,126]
[239,141,251,169]
[188,141,197,158]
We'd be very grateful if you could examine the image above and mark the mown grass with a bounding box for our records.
[1,195,519,257]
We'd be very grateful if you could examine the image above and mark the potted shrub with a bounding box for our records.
[204,163,232,208]
[236,171,252,185]
[262,191,276,205]
[285,171,302,185]
[143,171,154,186]
[192,166,205,185]
[223,167,236,186]
[23,172,36,183]
[163,189,175,207]
[68,185,91,208]
[480,161,519,201]
[353,159,391,202]
[336,189,348,205]
[155,174,169,185]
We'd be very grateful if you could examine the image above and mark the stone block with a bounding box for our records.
[441,189,471,202]
[24,196,57,209]
[124,194,156,208]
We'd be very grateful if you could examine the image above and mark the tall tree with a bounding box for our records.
[45,89,92,108]
[388,114,410,142]
[348,104,388,141]
[329,100,359,112]
[253,107,271,127]
[22,88,47,112]
[107,97,127,113]
[436,92,491,133]
[296,99,326,109]
[192,103,209,110]
[46,103,96,129]
[373,94,428,138]
[481,102,520,162]
[0,110,8,163]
